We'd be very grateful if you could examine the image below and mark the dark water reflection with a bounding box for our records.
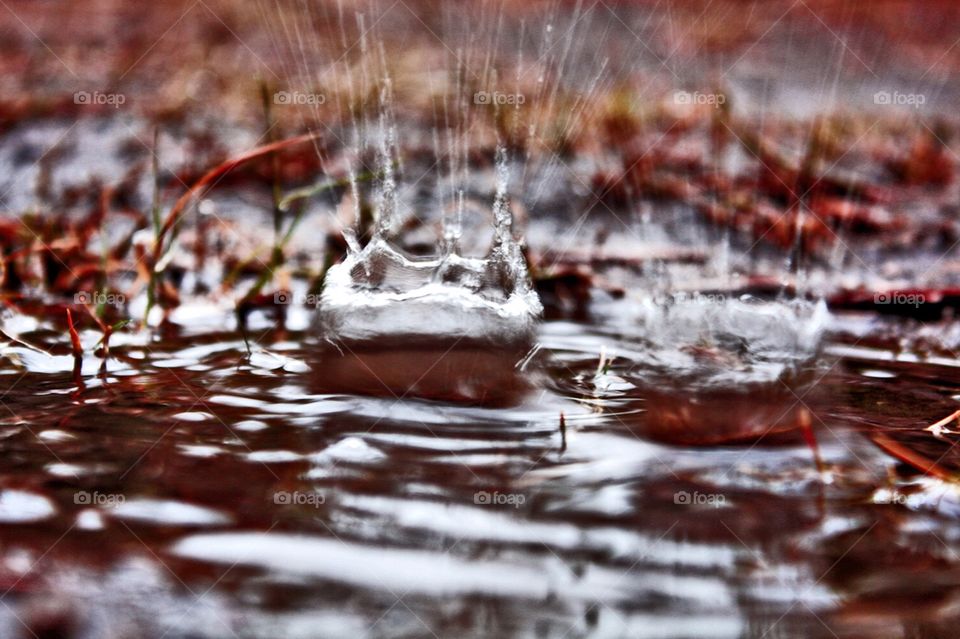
[0,313,959,638]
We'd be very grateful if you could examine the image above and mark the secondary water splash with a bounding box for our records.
[628,294,829,389]
[577,291,830,445]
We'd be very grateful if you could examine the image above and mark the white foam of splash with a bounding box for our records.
[318,240,541,343]
[316,146,541,345]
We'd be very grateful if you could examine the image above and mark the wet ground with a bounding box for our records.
[0,308,955,639]
[2,198,960,639]
[3,1,960,637]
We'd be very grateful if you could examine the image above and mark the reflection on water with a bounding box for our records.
[307,339,535,406]
[0,305,959,638]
